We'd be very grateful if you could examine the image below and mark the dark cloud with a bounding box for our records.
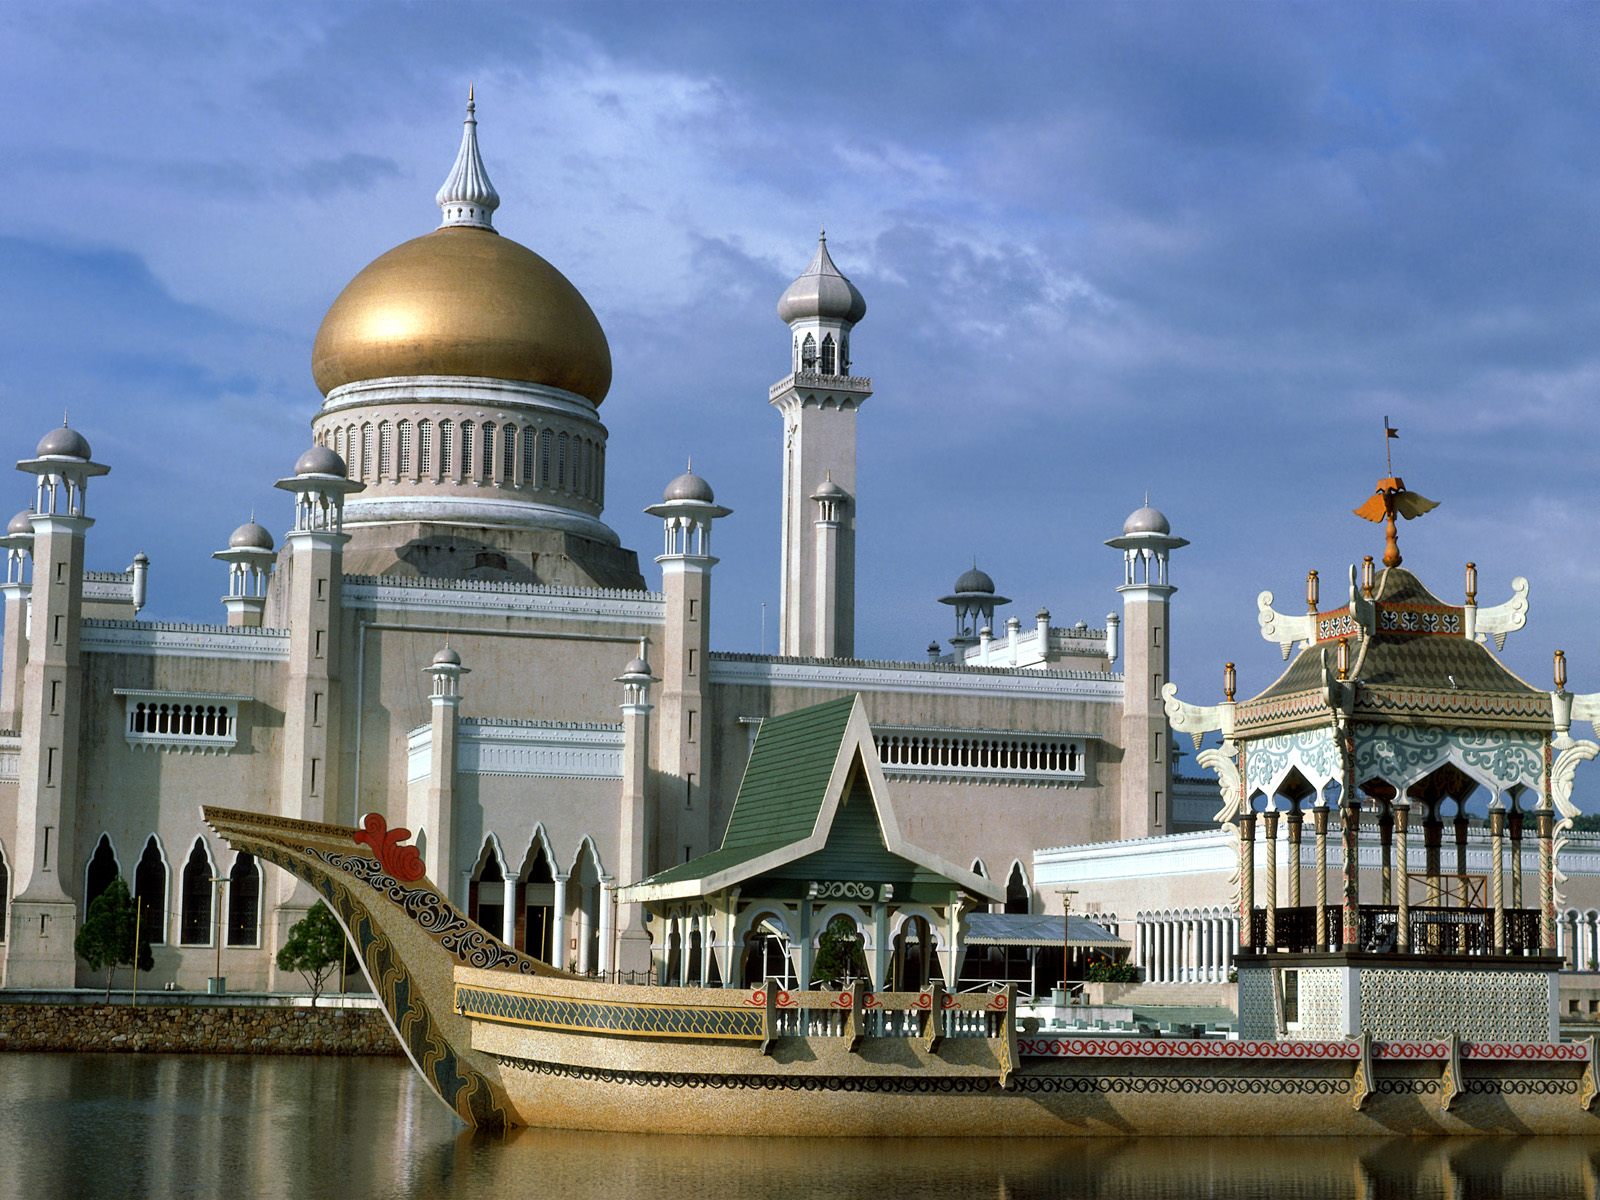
[0,1,1596,703]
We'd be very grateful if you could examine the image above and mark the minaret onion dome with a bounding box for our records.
[939,564,1010,648]
[435,87,500,231]
[777,229,866,377]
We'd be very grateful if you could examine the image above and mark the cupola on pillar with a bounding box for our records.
[614,639,658,974]
[1105,503,1188,839]
[0,509,34,733]
[938,565,1010,656]
[772,231,870,659]
[268,445,363,982]
[6,421,109,986]
[644,467,730,872]
[414,644,468,907]
[212,519,276,628]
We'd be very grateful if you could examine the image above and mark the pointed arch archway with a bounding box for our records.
[83,834,120,918]
[133,835,169,945]
[178,838,216,946]
[515,826,560,961]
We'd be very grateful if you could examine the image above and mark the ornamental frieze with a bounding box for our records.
[1353,723,1544,793]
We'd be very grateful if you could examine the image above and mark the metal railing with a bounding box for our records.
[1248,905,1542,955]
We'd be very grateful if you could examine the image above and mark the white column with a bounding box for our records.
[598,879,614,980]
[1161,921,1173,983]
[551,874,568,970]
[1152,922,1162,982]
[578,896,594,975]
[501,878,517,948]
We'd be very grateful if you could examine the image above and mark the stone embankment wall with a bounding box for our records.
[0,1003,401,1055]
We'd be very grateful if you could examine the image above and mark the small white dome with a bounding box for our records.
[7,509,33,537]
[663,471,714,503]
[228,521,274,551]
[36,423,91,460]
[953,566,996,595]
[1122,505,1170,535]
[432,645,462,667]
[295,445,347,478]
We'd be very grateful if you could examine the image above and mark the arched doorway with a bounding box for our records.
[468,842,507,937]
[517,834,557,962]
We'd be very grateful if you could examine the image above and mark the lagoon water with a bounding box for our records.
[1,1054,1597,1199]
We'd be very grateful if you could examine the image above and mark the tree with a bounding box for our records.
[810,915,868,987]
[275,902,346,1006]
[75,878,155,1003]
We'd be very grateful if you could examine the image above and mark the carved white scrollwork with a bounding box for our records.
[1161,681,1227,748]
[1474,576,1529,650]
[1257,591,1315,660]
[1551,739,1598,902]
[1199,743,1243,828]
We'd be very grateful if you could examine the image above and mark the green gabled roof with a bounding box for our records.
[636,695,856,889]
[721,693,856,851]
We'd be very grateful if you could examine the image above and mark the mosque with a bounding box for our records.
[0,97,1197,991]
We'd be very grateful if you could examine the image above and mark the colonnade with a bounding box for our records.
[1134,908,1238,983]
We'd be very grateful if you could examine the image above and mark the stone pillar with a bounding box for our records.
[1239,815,1256,953]
[810,483,845,658]
[644,488,730,870]
[1394,801,1410,952]
[1263,810,1279,950]
[615,646,657,974]
[6,510,92,986]
[1510,808,1525,908]
[1379,803,1394,905]
[1454,814,1470,890]
[1490,807,1506,953]
[551,874,568,971]
[1539,809,1556,953]
[1341,798,1361,951]
[0,572,28,734]
[415,649,466,907]
[1314,806,1329,950]
[1287,810,1303,910]
[1424,810,1443,906]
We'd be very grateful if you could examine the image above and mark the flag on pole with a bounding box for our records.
[1384,416,1399,439]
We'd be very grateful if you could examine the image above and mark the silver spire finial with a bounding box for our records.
[436,88,500,231]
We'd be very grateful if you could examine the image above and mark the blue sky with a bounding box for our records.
[1,2,1596,703]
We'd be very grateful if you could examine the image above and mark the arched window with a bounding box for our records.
[333,426,345,463]
[418,420,433,476]
[377,421,392,478]
[800,333,817,371]
[482,423,496,480]
[461,421,475,477]
[595,443,605,501]
[840,333,850,373]
[179,840,214,946]
[521,427,535,485]
[397,421,412,477]
[439,420,454,476]
[469,848,505,937]
[0,846,8,942]
[820,334,836,375]
[227,852,261,947]
[557,432,568,491]
[84,834,119,915]
[502,423,517,481]
[1005,863,1030,915]
[134,836,167,944]
[539,429,553,488]
[360,424,373,482]
[573,437,585,497]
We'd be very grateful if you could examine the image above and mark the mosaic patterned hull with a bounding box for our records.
[204,807,1600,1136]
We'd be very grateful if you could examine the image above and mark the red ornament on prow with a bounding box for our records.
[353,812,427,883]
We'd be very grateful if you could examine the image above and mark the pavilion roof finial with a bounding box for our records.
[436,87,500,231]
[1353,418,1438,569]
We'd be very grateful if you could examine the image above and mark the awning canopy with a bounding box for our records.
[963,912,1128,949]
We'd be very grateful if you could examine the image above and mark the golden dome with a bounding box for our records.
[311,226,612,404]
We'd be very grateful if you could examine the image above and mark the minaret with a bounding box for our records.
[211,519,276,628]
[938,565,1009,656]
[268,445,362,977]
[6,421,109,986]
[0,509,33,732]
[416,645,467,906]
[1105,503,1188,839]
[615,640,657,973]
[773,231,870,659]
[644,467,730,870]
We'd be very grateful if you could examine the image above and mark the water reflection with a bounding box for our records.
[2,1055,1598,1200]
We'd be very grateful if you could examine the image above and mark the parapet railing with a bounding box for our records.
[1248,905,1544,955]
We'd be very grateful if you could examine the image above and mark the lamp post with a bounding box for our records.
[208,875,229,996]
[1057,887,1078,1007]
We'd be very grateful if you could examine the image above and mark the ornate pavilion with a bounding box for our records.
[1163,475,1600,1042]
